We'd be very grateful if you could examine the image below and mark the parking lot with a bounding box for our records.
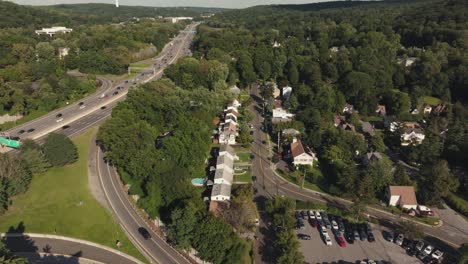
[295,211,422,264]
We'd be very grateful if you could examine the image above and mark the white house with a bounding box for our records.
[387,185,418,210]
[35,27,73,36]
[273,108,295,120]
[219,145,239,161]
[401,123,425,146]
[291,138,317,167]
[165,17,193,23]
[343,103,355,114]
[211,183,231,201]
[423,105,433,115]
[214,168,233,185]
[282,86,293,100]
[232,99,242,108]
[219,131,236,145]
[216,155,234,173]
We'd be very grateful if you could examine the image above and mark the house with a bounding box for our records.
[387,185,418,210]
[216,155,234,173]
[165,17,193,23]
[224,115,237,126]
[214,168,233,185]
[334,115,346,127]
[58,47,70,59]
[219,144,238,161]
[229,85,241,96]
[282,128,300,136]
[423,105,432,115]
[273,85,281,98]
[338,122,356,132]
[363,152,382,165]
[273,108,295,120]
[35,26,73,36]
[291,138,317,167]
[232,99,242,108]
[282,86,293,100]
[224,109,238,119]
[411,108,420,115]
[219,131,236,145]
[376,104,387,116]
[401,122,425,146]
[343,104,355,114]
[211,183,231,201]
[360,120,375,137]
[433,104,446,115]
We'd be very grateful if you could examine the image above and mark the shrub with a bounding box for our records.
[42,133,78,167]
[445,193,468,217]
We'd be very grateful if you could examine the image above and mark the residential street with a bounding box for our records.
[249,84,468,263]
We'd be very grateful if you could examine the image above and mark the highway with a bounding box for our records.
[248,84,467,263]
[1,22,199,150]
[2,22,198,264]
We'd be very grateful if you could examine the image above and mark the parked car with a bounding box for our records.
[416,240,425,251]
[402,238,413,250]
[395,234,404,246]
[309,218,318,228]
[417,251,429,260]
[308,210,315,219]
[386,231,395,242]
[337,219,345,232]
[315,211,322,220]
[331,220,339,230]
[320,225,327,234]
[322,212,331,227]
[324,234,333,246]
[353,230,360,241]
[431,250,443,260]
[424,245,434,255]
[301,211,308,220]
[359,228,368,241]
[296,220,305,230]
[297,234,311,240]
[295,211,301,220]
[367,232,375,242]
[337,236,347,247]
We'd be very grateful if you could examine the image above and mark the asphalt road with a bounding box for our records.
[3,234,140,264]
[1,22,199,150]
[248,84,467,264]
[1,22,198,263]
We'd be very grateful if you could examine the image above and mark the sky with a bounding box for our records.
[10,0,331,9]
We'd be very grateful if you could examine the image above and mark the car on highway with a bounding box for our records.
[18,129,25,134]
[62,125,70,129]
[56,118,63,123]
[56,113,62,118]
[297,234,311,240]
[113,91,119,96]
[99,93,108,99]
[101,106,107,110]
[27,128,35,133]
[337,236,346,247]
[138,227,151,239]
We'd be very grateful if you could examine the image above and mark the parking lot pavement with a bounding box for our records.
[296,219,421,264]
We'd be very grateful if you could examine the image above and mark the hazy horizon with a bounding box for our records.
[9,0,334,9]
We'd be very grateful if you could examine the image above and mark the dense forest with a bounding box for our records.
[0,1,182,125]
[192,0,467,207]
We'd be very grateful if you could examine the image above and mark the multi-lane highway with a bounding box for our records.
[1,22,199,150]
[2,23,198,264]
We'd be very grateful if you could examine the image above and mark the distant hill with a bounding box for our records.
[0,0,70,28]
[44,4,225,22]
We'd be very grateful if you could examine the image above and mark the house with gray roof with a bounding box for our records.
[214,168,233,185]
[211,183,232,201]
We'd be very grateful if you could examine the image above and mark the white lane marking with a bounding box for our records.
[96,150,157,264]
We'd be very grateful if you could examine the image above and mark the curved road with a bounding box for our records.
[2,22,199,150]
[249,85,468,252]
[2,233,142,264]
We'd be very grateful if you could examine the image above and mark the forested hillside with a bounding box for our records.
[0,1,181,125]
[193,0,467,206]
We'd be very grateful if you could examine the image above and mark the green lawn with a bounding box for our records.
[234,170,253,183]
[236,152,252,163]
[420,96,442,106]
[276,169,323,192]
[0,127,146,262]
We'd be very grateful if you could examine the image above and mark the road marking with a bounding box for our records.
[96,150,158,264]
[104,160,183,264]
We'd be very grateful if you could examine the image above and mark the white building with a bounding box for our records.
[273,108,295,120]
[35,27,73,36]
[216,155,234,173]
[214,168,233,185]
[401,123,425,146]
[165,17,193,24]
[291,138,317,167]
[219,145,239,161]
[211,183,231,201]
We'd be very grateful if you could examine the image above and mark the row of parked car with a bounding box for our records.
[295,210,376,247]
[385,231,444,263]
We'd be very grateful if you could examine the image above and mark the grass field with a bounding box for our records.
[237,152,252,163]
[420,96,442,106]
[276,169,323,192]
[0,127,146,262]
[234,170,253,183]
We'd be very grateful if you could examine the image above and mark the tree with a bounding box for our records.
[167,204,197,250]
[365,157,394,195]
[21,149,50,174]
[422,160,459,205]
[393,164,414,186]
[397,221,423,240]
[0,238,28,263]
[0,154,32,196]
[42,133,78,167]
[350,199,367,222]
[370,134,385,153]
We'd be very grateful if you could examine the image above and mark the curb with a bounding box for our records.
[1,233,144,264]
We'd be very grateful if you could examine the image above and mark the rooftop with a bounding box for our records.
[211,183,232,197]
[214,168,233,184]
[389,185,417,206]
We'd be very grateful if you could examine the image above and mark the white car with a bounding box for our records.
[432,250,443,259]
[395,233,404,246]
[308,210,315,219]
[79,105,86,109]
[331,220,339,230]
[315,211,322,220]
[324,234,332,246]
[424,245,434,255]
[56,118,63,123]
[320,225,327,234]
[367,260,376,264]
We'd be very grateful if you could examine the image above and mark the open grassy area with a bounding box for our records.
[234,169,253,183]
[420,96,442,106]
[0,127,146,262]
[276,169,323,192]
[237,152,252,163]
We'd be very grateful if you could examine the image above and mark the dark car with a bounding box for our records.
[295,211,301,220]
[27,128,35,133]
[138,227,151,239]
[125,80,129,83]
[18,129,25,134]
[297,234,311,240]
[78,102,84,106]
[62,125,70,130]
[367,232,375,242]
[359,227,367,241]
[101,106,107,110]
[300,211,308,220]
[56,113,62,118]
[11,136,20,141]
[113,91,119,96]
[252,176,257,182]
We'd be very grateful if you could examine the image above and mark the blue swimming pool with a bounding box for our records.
[191,178,205,186]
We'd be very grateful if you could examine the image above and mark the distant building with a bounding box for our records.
[360,120,375,137]
[423,105,433,115]
[387,185,418,210]
[58,47,70,59]
[35,27,72,36]
[400,122,425,146]
[219,145,238,161]
[165,17,193,24]
[273,41,281,48]
[397,57,419,67]
[291,138,317,167]
[282,128,300,136]
[216,154,234,173]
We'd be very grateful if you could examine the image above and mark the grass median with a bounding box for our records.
[0,127,146,262]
